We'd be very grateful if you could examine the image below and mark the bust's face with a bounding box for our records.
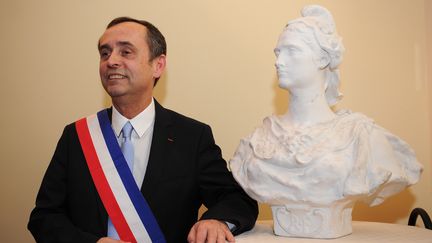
[274,27,321,90]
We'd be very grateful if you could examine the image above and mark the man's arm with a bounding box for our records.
[28,125,101,243]
[189,124,258,241]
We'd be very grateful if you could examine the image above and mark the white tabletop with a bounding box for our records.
[235,220,432,243]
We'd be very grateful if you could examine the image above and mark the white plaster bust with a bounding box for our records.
[230,5,423,239]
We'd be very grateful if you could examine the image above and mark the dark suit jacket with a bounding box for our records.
[28,100,258,243]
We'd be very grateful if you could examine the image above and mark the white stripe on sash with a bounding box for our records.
[87,115,152,243]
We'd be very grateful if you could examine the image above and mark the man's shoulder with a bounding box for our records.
[59,121,80,140]
[158,104,210,129]
[165,108,210,128]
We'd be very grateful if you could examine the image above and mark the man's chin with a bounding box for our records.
[106,88,127,98]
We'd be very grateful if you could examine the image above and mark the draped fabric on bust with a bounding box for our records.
[230,110,422,206]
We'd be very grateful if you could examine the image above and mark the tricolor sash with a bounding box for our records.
[75,109,165,243]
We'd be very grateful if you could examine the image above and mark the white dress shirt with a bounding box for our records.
[111,98,155,188]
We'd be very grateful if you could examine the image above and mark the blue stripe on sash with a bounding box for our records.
[97,109,166,243]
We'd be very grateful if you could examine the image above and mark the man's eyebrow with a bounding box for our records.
[98,44,111,52]
[98,41,135,51]
[117,41,134,48]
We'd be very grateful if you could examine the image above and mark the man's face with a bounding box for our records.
[98,22,164,101]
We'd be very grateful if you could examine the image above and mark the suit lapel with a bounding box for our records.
[141,100,173,197]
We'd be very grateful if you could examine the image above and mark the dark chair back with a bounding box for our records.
[408,208,432,230]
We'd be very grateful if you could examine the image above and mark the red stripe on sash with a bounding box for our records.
[76,118,136,242]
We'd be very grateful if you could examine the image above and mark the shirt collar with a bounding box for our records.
[112,98,156,138]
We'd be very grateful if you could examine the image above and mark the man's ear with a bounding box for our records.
[153,54,166,79]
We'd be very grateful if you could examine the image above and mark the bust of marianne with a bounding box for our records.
[229,5,422,239]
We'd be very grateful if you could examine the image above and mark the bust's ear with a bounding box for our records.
[319,54,330,69]
[317,54,330,69]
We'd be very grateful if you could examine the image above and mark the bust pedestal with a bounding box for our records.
[272,200,353,238]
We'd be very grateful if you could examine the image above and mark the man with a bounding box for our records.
[28,17,257,243]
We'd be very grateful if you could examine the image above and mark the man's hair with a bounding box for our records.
[107,17,167,84]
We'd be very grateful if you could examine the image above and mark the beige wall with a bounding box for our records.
[1,0,430,242]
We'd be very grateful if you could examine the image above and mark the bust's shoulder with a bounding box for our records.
[335,109,373,123]
[333,109,377,133]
